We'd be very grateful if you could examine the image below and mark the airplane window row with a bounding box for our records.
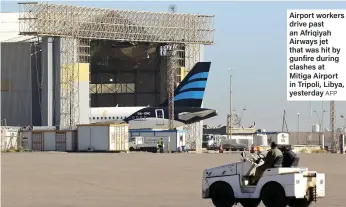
[89,116,148,120]
[89,116,125,120]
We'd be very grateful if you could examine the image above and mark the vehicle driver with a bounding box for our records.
[282,145,299,167]
[253,141,283,184]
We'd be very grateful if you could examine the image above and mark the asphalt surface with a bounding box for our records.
[2,152,345,207]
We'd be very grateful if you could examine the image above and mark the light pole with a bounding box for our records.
[341,115,346,132]
[228,68,233,139]
[321,109,325,133]
[341,115,346,153]
[321,109,326,148]
[297,113,300,144]
[309,100,312,134]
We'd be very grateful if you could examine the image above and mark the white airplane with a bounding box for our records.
[89,62,217,129]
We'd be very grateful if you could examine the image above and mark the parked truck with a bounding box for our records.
[128,136,170,153]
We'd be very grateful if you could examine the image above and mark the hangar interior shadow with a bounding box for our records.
[90,40,186,107]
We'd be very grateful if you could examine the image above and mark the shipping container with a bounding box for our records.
[26,130,77,151]
[77,124,129,152]
[129,129,186,152]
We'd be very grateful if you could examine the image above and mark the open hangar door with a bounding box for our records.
[89,40,186,107]
[90,40,161,107]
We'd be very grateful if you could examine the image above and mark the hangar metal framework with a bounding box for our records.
[330,101,337,153]
[17,2,215,150]
[18,3,214,43]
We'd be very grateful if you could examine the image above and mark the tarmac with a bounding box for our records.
[2,152,345,207]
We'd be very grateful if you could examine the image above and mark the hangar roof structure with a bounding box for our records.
[18,2,215,44]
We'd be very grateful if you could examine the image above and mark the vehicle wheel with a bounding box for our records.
[239,199,261,207]
[261,182,288,207]
[210,182,235,207]
[129,147,134,151]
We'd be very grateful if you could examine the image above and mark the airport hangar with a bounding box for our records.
[0,2,215,149]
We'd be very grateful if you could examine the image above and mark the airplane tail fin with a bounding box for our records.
[157,62,211,107]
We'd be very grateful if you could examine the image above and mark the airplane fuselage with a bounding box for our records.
[89,107,217,129]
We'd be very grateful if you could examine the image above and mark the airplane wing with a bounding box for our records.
[178,109,216,121]
[89,120,126,125]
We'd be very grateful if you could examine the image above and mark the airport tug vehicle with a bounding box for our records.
[202,152,325,207]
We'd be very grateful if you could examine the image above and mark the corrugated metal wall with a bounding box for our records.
[1,42,33,126]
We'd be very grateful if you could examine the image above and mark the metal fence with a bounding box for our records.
[288,132,342,146]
